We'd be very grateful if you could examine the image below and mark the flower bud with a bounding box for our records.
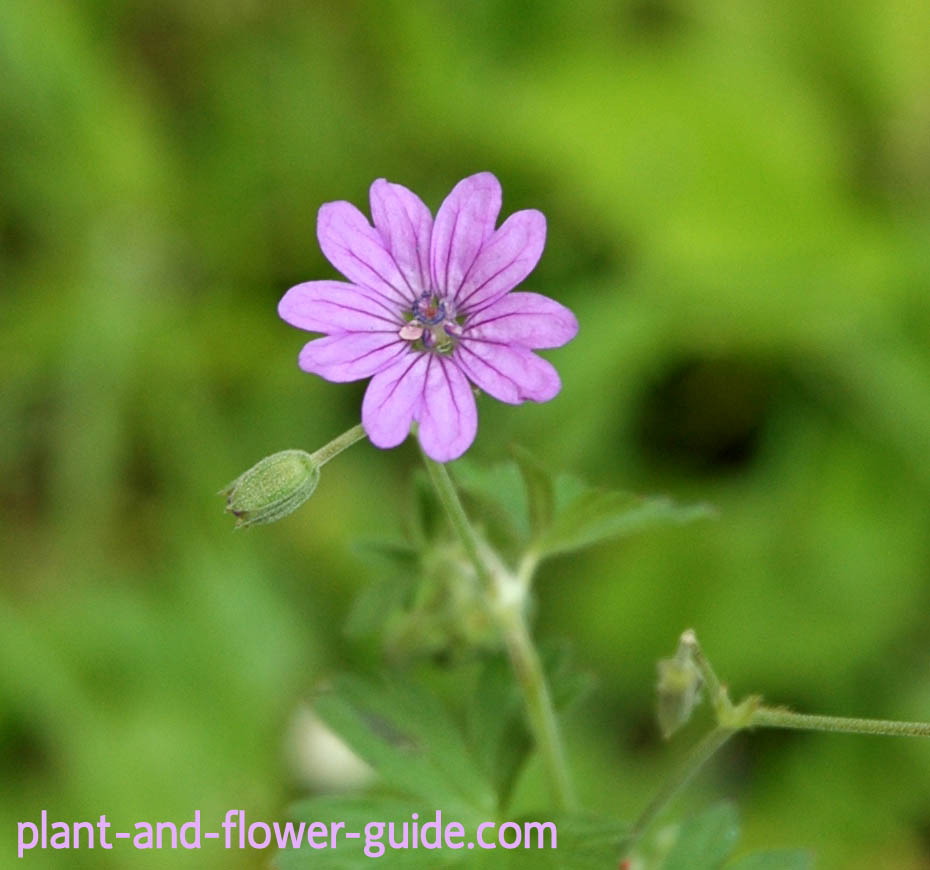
[656,634,703,738]
[222,449,319,528]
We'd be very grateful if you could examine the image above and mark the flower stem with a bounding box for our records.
[628,725,736,848]
[750,708,930,738]
[499,608,577,810]
[421,453,577,811]
[310,424,367,467]
[421,455,494,591]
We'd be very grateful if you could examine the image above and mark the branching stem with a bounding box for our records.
[628,629,930,856]
[422,453,577,811]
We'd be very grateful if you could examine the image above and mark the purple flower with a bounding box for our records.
[278,172,578,462]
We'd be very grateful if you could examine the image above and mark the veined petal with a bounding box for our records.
[298,333,406,383]
[370,179,433,295]
[464,291,578,349]
[455,210,546,312]
[455,341,561,404]
[430,172,501,298]
[362,352,428,449]
[279,280,403,333]
[317,201,415,306]
[416,357,478,462]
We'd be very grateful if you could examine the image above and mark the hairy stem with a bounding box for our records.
[750,708,930,738]
[310,424,367,466]
[500,608,577,810]
[422,455,494,591]
[628,630,930,860]
[422,453,577,811]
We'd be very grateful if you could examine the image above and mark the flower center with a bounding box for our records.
[412,293,447,326]
[399,293,461,354]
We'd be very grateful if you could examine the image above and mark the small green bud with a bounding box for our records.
[656,631,703,738]
[222,449,320,528]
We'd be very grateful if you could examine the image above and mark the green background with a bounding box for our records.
[3,1,930,867]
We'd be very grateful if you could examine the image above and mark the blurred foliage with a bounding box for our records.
[2,0,930,867]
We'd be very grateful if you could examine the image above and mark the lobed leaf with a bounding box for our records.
[313,675,495,819]
[511,444,555,537]
[466,647,593,812]
[537,488,715,559]
[661,802,740,870]
[452,459,531,549]
[466,655,531,811]
[488,813,630,869]
[279,794,444,869]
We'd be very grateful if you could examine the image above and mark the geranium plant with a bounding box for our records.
[224,174,930,869]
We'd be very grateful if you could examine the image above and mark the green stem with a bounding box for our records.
[310,424,367,467]
[422,455,495,592]
[686,633,930,739]
[500,610,577,810]
[750,708,930,738]
[421,453,576,811]
[629,631,930,860]
[628,725,736,848]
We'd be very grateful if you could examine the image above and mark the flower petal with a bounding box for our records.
[430,172,501,298]
[370,179,433,296]
[298,333,406,382]
[279,280,403,333]
[361,352,428,449]
[464,291,577,349]
[455,341,561,404]
[416,357,478,462]
[455,210,547,312]
[317,201,415,306]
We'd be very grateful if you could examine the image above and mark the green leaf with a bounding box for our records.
[409,469,445,546]
[279,799,627,870]
[727,850,813,870]
[343,573,416,640]
[537,487,715,559]
[541,641,596,712]
[452,456,711,563]
[452,459,530,549]
[351,538,420,568]
[490,813,629,869]
[278,794,443,869]
[313,676,495,819]
[466,655,530,811]
[466,647,593,812]
[661,803,740,870]
[511,444,555,537]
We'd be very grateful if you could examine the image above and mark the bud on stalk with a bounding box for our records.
[222,449,319,528]
[656,631,704,738]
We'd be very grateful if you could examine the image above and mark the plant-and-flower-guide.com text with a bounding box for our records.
[17,810,557,858]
